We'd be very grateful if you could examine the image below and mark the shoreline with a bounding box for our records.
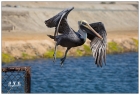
[2,52,138,64]
[2,30,138,63]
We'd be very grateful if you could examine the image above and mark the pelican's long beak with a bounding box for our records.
[86,24,103,40]
[80,20,103,40]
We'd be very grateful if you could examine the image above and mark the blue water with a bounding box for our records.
[2,52,138,93]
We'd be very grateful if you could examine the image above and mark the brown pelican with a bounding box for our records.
[44,7,107,67]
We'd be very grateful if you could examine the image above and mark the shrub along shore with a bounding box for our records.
[2,38,138,63]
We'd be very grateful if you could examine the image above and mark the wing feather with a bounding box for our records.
[45,7,74,36]
[88,22,107,67]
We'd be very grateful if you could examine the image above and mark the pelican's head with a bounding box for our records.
[78,20,103,40]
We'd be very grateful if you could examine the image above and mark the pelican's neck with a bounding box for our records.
[78,29,87,42]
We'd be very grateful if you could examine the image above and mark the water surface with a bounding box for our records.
[2,52,138,93]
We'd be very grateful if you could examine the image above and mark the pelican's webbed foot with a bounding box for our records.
[60,57,66,67]
[60,47,71,67]
[53,53,56,63]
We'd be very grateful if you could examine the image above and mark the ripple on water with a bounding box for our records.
[2,52,138,93]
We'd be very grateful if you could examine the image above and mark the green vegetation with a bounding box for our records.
[43,50,54,58]
[22,52,35,60]
[131,38,138,51]
[2,53,15,63]
[83,44,91,55]
[22,52,28,59]
[43,49,63,58]
[56,50,63,58]
[76,49,83,56]
[107,41,123,54]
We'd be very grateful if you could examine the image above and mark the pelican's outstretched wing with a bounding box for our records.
[88,22,107,67]
[45,7,74,37]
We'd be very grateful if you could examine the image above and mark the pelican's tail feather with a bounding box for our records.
[47,35,55,39]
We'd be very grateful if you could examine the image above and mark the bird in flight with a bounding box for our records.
[45,7,107,67]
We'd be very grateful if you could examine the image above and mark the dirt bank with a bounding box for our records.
[2,1,138,63]
[2,30,138,63]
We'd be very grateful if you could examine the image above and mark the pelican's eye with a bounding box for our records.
[82,22,87,25]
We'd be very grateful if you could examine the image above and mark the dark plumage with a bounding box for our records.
[44,7,107,67]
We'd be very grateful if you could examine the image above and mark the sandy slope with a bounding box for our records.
[1,1,138,60]
[2,1,138,32]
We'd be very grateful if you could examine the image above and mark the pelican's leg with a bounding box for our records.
[60,47,71,66]
[53,42,58,63]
